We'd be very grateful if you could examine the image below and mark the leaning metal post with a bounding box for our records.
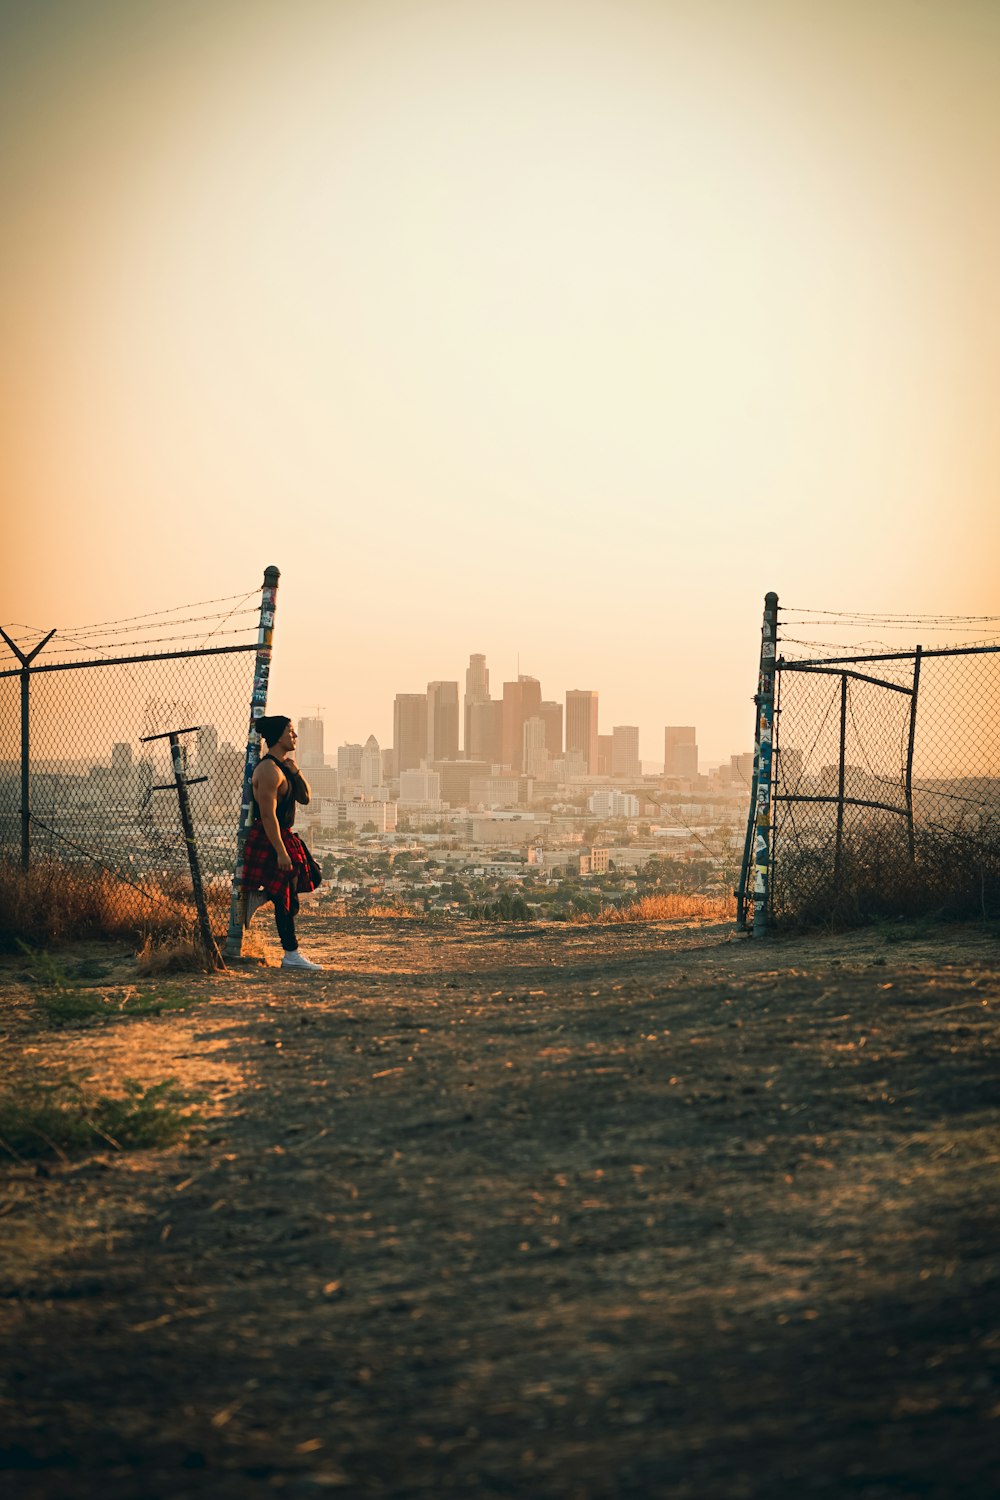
[224,566,280,959]
[735,701,761,931]
[0,626,56,871]
[141,727,224,969]
[752,593,779,937]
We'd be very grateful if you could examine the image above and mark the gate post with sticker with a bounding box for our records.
[224,565,280,960]
[752,592,779,937]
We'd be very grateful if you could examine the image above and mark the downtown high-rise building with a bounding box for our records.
[427,681,460,761]
[464,653,490,756]
[664,725,698,777]
[360,734,383,796]
[612,725,641,779]
[565,690,599,774]
[393,693,427,772]
[467,699,504,762]
[502,676,542,772]
[298,716,325,768]
[539,700,563,755]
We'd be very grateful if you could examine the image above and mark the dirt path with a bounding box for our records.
[1,916,998,1498]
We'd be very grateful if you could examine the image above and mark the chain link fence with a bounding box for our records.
[1,592,263,942]
[771,644,1000,924]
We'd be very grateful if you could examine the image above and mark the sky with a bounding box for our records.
[3,0,999,765]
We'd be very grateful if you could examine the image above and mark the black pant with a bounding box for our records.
[273,888,299,951]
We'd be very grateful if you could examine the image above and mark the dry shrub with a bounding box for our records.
[0,859,212,949]
[241,926,282,966]
[580,892,735,925]
[135,932,219,976]
[363,901,418,919]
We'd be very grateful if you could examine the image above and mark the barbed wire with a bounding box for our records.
[781,606,1000,623]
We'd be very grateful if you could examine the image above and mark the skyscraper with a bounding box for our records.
[468,699,504,762]
[539,701,563,756]
[611,725,641,779]
[298,716,325,768]
[464,653,490,755]
[565,690,599,774]
[502,676,542,772]
[394,693,427,772]
[427,681,460,761]
[664,726,698,777]
[360,734,382,796]
[523,717,548,779]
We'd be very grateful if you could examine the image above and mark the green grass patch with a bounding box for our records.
[37,984,197,1028]
[0,1075,193,1163]
[17,940,198,1027]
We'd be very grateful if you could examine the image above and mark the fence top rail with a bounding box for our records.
[0,639,260,680]
[778,642,1000,670]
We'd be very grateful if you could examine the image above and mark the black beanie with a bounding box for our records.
[256,714,291,748]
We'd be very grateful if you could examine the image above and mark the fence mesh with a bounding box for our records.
[1,599,261,941]
[771,646,1000,924]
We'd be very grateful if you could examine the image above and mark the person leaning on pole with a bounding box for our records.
[241,715,324,970]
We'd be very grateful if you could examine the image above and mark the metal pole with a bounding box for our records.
[752,593,779,937]
[0,626,56,872]
[224,565,280,959]
[166,733,223,968]
[833,672,848,900]
[905,646,922,863]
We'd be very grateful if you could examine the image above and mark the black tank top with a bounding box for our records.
[252,753,297,829]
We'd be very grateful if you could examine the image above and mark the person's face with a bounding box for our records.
[275,722,297,755]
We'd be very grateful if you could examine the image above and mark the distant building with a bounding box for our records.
[468,699,504,762]
[464,654,490,756]
[611,726,640,779]
[394,693,427,772]
[597,734,613,776]
[523,717,548,779]
[337,743,363,783]
[298,716,325,768]
[434,759,492,807]
[360,734,383,797]
[664,726,698,778]
[566,690,599,774]
[111,742,133,775]
[399,768,442,809]
[587,789,639,817]
[502,676,542,772]
[539,700,563,755]
[427,681,460,762]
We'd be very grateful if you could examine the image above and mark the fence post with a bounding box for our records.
[224,566,280,959]
[752,593,779,937]
[833,672,848,899]
[905,646,923,862]
[0,627,56,871]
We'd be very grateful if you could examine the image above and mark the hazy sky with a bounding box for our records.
[3,0,999,763]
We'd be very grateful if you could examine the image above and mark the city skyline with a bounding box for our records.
[294,652,712,773]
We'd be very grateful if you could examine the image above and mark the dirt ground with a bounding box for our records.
[0,912,998,1499]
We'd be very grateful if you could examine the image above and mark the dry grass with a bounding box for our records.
[364,901,419,919]
[580,892,736,924]
[0,859,208,949]
[134,932,220,976]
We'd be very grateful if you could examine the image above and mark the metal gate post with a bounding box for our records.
[752,593,779,937]
[224,566,280,959]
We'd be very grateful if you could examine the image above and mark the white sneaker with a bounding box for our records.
[281,951,324,971]
[246,890,270,924]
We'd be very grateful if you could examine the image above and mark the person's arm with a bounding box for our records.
[255,763,293,869]
[283,756,311,805]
